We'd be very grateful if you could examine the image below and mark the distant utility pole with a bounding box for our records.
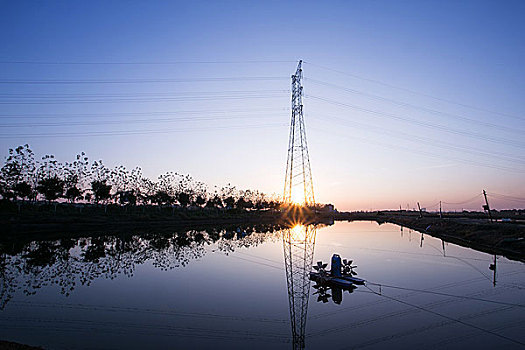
[482,190,493,223]
[439,201,442,219]
[417,202,423,218]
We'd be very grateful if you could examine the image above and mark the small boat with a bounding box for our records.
[310,254,366,287]
[310,271,356,290]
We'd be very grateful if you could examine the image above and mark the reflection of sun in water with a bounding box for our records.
[290,224,305,240]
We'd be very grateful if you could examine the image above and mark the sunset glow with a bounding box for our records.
[1,1,523,211]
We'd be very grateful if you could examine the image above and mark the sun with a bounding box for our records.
[292,197,304,205]
[291,188,305,205]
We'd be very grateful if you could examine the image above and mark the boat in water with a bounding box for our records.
[309,254,366,289]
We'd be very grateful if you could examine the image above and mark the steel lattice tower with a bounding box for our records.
[283,60,315,206]
[283,224,317,349]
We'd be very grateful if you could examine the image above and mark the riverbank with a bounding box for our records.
[0,207,282,236]
[2,202,524,262]
[0,202,334,242]
[336,211,525,262]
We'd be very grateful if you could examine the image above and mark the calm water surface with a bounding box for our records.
[1,221,524,349]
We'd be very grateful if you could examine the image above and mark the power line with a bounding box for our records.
[363,284,525,347]
[310,126,525,173]
[0,94,286,105]
[303,61,525,122]
[0,316,289,342]
[304,77,525,135]
[314,242,525,266]
[306,94,525,149]
[430,319,524,349]
[0,113,284,128]
[308,113,525,164]
[443,194,483,205]
[365,282,525,308]
[222,253,283,271]
[0,123,286,139]
[347,305,516,350]
[0,107,290,119]
[307,284,512,338]
[487,192,525,202]
[420,202,440,209]
[309,271,525,321]
[0,76,288,84]
[0,59,296,65]
[11,300,287,323]
[0,89,289,98]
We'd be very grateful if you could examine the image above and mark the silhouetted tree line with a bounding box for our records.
[0,223,285,309]
[0,144,281,210]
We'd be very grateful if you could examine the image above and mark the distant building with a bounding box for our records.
[319,204,335,213]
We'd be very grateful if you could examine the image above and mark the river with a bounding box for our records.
[0,221,524,349]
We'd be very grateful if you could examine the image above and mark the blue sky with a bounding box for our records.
[1,1,524,210]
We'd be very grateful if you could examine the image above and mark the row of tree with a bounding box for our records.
[0,144,281,210]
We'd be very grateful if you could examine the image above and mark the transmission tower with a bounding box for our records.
[283,60,315,206]
[283,224,317,349]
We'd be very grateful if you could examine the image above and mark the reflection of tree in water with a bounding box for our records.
[0,223,285,309]
[216,224,284,255]
[0,247,16,309]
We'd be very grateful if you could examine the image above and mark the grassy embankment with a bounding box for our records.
[0,201,288,236]
[0,201,331,239]
[336,210,525,262]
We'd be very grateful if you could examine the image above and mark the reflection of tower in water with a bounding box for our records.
[282,224,317,349]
